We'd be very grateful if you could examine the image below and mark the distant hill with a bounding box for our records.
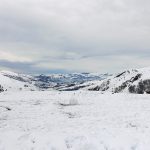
[87,67,150,94]
[0,70,109,92]
[1,67,150,94]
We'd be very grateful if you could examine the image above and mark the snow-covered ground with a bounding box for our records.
[0,91,150,150]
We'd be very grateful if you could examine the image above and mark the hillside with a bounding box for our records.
[87,67,150,94]
[0,71,37,92]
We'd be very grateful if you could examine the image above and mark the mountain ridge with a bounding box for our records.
[87,67,150,94]
[1,67,150,94]
[0,70,109,92]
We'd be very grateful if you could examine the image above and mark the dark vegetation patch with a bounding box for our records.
[129,79,150,94]
[0,85,4,93]
[115,71,126,78]
[0,106,11,111]
[114,74,142,93]
[89,80,110,91]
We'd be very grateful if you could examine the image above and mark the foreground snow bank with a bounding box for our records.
[0,91,150,150]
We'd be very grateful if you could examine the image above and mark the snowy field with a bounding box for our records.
[0,91,150,150]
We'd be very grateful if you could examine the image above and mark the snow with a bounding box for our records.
[0,71,37,91]
[0,91,150,150]
[0,73,36,91]
[1,70,19,76]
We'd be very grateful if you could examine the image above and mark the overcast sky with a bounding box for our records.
[0,0,150,74]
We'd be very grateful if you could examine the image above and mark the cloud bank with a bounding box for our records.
[0,0,150,74]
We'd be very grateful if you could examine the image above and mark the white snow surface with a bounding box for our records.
[0,91,150,150]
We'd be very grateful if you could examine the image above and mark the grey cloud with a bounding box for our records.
[0,60,40,74]
[0,60,69,74]
[0,0,150,73]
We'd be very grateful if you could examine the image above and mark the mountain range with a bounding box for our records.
[1,67,150,94]
[0,70,110,92]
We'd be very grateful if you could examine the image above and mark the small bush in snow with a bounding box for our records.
[59,95,79,106]
[69,97,78,105]
[0,85,4,93]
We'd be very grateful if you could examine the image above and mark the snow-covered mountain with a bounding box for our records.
[0,70,109,92]
[87,67,150,94]
[0,71,37,92]
[1,67,150,93]
[34,73,110,91]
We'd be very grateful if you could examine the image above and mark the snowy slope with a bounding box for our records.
[0,71,37,91]
[87,67,150,94]
[1,91,150,149]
